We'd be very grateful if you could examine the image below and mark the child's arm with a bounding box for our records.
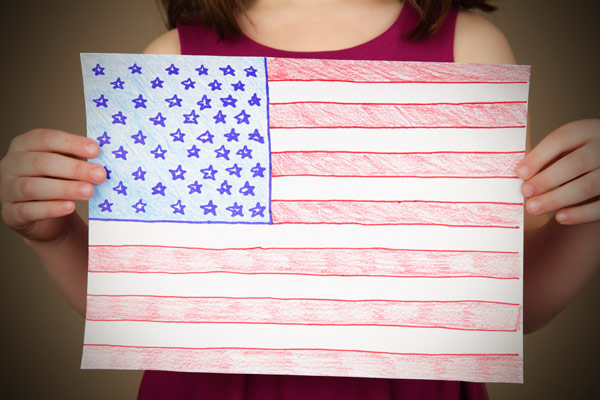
[455,12,600,333]
[0,130,105,317]
[518,120,600,332]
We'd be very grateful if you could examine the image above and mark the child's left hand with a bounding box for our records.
[517,119,600,225]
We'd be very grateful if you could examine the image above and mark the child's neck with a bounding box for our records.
[238,0,403,52]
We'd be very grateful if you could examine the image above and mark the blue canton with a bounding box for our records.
[82,54,271,224]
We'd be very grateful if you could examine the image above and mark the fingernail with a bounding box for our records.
[91,168,104,182]
[522,184,534,197]
[63,201,74,211]
[556,212,567,223]
[80,184,92,197]
[86,142,99,157]
[517,165,529,179]
[527,200,540,214]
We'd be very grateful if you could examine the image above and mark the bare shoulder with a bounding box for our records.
[143,29,181,55]
[454,11,516,64]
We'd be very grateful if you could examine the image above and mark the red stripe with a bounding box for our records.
[86,295,520,331]
[82,344,522,382]
[270,101,528,106]
[266,58,530,83]
[88,272,518,279]
[271,151,523,178]
[88,246,521,278]
[269,102,527,129]
[271,199,523,205]
[270,150,526,155]
[271,200,521,227]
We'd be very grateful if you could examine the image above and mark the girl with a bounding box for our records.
[1,0,598,398]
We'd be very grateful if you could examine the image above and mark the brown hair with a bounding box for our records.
[160,0,496,40]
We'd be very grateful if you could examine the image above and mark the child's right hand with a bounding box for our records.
[0,129,105,243]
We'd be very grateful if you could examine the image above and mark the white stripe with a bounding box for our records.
[89,221,522,252]
[270,128,526,152]
[268,81,530,104]
[83,321,521,355]
[271,176,524,202]
[87,274,520,303]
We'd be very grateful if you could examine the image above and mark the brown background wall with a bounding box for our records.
[1,0,598,398]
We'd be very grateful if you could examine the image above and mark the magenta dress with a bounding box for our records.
[137,4,489,399]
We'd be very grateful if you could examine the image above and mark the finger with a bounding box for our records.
[2,200,75,229]
[4,152,105,183]
[6,177,94,203]
[9,128,100,159]
[555,199,600,225]
[517,121,596,180]
[525,168,600,215]
[521,141,600,197]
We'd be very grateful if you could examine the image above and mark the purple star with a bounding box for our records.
[213,110,226,124]
[131,130,147,145]
[187,145,201,158]
[234,110,251,124]
[197,95,212,110]
[220,94,237,108]
[151,145,167,159]
[112,146,128,160]
[170,128,185,142]
[169,164,187,180]
[149,112,167,127]
[231,81,245,91]
[208,80,222,91]
[226,202,244,217]
[215,145,230,160]
[200,165,218,180]
[248,129,264,143]
[217,180,232,195]
[226,163,242,178]
[98,199,113,212]
[197,130,214,144]
[183,109,200,124]
[224,128,240,142]
[112,111,127,125]
[171,199,185,215]
[196,65,208,75]
[97,132,111,147]
[93,94,108,108]
[113,181,128,195]
[165,94,182,108]
[151,77,164,89]
[132,199,147,213]
[220,65,235,76]
[132,166,146,181]
[129,63,142,74]
[237,145,253,159]
[104,166,112,179]
[244,66,258,77]
[200,200,217,216]
[166,64,179,75]
[187,180,202,194]
[151,182,166,196]
[239,181,255,196]
[249,202,266,217]
[251,163,266,177]
[132,94,148,109]
[181,78,196,90]
[248,93,261,107]
[92,64,105,76]
[110,77,125,89]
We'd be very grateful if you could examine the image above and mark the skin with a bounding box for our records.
[0,0,599,331]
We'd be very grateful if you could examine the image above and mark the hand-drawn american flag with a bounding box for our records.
[81,53,530,383]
